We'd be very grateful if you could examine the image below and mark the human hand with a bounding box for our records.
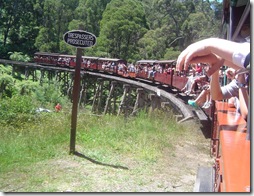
[176,39,212,71]
[177,52,224,76]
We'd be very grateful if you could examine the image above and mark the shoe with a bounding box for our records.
[202,102,208,108]
[202,102,211,109]
[188,100,198,108]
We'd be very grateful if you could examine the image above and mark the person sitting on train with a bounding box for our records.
[189,69,248,114]
[163,64,169,74]
[212,68,249,120]
[188,72,209,95]
[181,67,198,95]
[164,67,171,74]
[135,63,143,73]
[87,59,91,67]
[181,63,208,95]
[128,63,136,73]
[156,63,163,74]
[176,37,250,120]
[188,84,211,109]
[187,65,212,108]
[195,63,203,76]
[147,63,156,78]
[102,61,109,69]
[110,62,116,71]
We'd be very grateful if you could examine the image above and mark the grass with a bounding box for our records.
[76,110,184,162]
[0,108,211,192]
[0,109,184,171]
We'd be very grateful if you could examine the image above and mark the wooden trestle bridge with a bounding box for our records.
[0,59,196,123]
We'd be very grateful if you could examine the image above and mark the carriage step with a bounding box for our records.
[195,109,208,121]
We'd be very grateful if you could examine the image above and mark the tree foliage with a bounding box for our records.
[97,0,148,60]
[0,0,223,61]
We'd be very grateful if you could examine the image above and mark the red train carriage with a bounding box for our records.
[208,0,251,192]
[211,101,250,192]
[57,54,76,68]
[135,60,158,83]
[152,60,174,86]
[97,57,127,75]
[82,56,99,70]
[34,52,60,66]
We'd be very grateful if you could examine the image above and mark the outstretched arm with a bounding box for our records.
[176,38,250,71]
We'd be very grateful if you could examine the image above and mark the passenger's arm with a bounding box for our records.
[236,74,249,120]
[238,87,248,121]
[210,70,224,100]
[176,38,250,71]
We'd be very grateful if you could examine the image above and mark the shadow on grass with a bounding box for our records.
[73,151,129,170]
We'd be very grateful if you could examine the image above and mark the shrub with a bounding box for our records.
[0,95,37,125]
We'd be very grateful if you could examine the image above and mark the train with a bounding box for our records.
[33,49,250,192]
[33,52,190,91]
[32,0,250,192]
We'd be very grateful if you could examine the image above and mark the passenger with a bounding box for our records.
[188,65,211,108]
[176,37,250,119]
[128,63,136,73]
[188,67,245,109]
[188,71,209,95]
[147,64,156,78]
[156,63,163,73]
[195,63,203,75]
[181,67,198,95]
[188,85,211,109]
[163,64,170,74]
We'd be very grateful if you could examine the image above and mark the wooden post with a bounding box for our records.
[63,28,96,154]
[70,47,83,154]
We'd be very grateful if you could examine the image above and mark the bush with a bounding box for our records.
[0,95,37,125]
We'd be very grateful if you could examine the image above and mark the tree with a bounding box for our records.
[35,0,79,52]
[181,12,211,47]
[97,0,149,60]
[138,27,169,60]
[0,0,41,57]
[146,0,222,53]
[73,0,111,37]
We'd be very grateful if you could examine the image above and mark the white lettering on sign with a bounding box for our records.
[67,33,95,41]
[63,30,96,48]
[67,38,94,47]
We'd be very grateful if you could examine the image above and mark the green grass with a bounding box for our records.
[0,112,70,172]
[0,107,212,192]
[76,110,185,162]
[0,109,185,173]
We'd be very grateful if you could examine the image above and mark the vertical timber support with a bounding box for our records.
[25,66,29,80]
[39,69,44,85]
[32,68,36,82]
[11,65,15,77]
[91,78,104,114]
[118,84,130,116]
[149,93,161,114]
[103,81,117,115]
[67,73,74,101]
[131,88,146,116]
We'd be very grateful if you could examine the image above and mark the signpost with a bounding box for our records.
[63,30,96,154]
